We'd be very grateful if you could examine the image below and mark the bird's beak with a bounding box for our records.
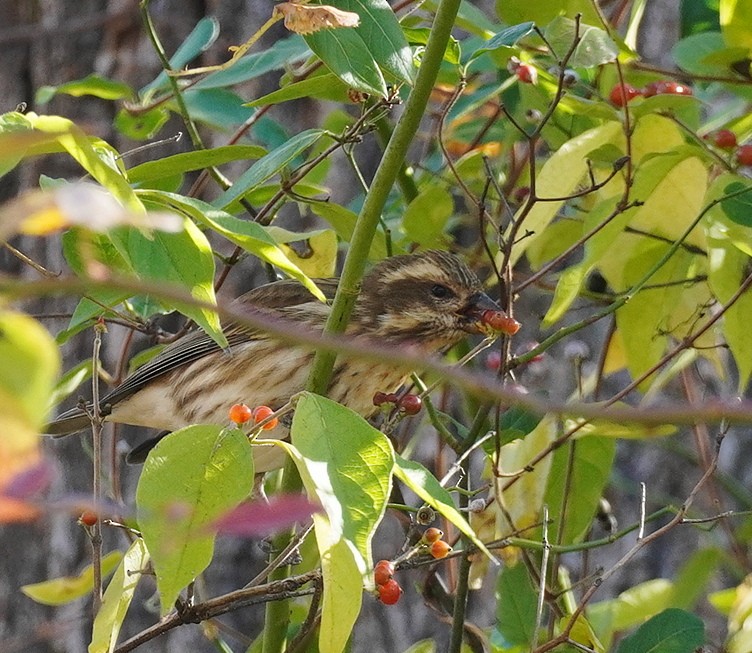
[459,292,521,336]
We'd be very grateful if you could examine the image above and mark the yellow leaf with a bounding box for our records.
[22,551,123,605]
[281,230,338,278]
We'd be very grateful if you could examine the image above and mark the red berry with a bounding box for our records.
[373,559,395,586]
[79,510,98,527]
[430,540,452,559]
[737,144,752,166]
[377,578,403,605]
[398,394,422,415]
[643,80,692,97]
[608,83,641,107]
[481,309,521,335]
[229,403,253,425]
[486,350,502,371]
[252,405,278,430]
[516,64,537,84]
[710,129,737,150]
[422,527,443,544]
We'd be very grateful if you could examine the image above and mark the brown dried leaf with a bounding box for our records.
[273,2,360,35]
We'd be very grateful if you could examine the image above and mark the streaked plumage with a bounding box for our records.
[47,251,501,471]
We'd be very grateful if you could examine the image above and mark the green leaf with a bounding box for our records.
[21,551,122,606]
[114,107,169,141]
[394,455,494,560]
[213,129,326,209]
[615,608,704,653]
[119,216,227,348]
[26,114,144,215]
[142,17,220,94]
[141,191,326,302]
[615,245,694,389]
[48,359,92,408]
[680,0,721,37]
[671,548,723,610]
[468,22,536,63]
[720,0,752,50]
[36,74,133,105]
[590,579,676,633]
[194,35,309,90]
[545,436,616,544]
[707,224,752,389]
[720,181,752,227]
[545,17,619,67]
[290,393,394,568]
[89,540,149,653]
[403,27,461,64]
[136,425,254,615]
[496,0,601,26]
[334,0,415,85]
[495,563,538,647]
[496,415,557,532]
[178,88,255,129]
[127,145,266,184]
[287,393,395,653]
[308,201,388,260]
[247,73,350,107]
[672,32,732,76]
[402,184,453,247]
[305,28,388,97]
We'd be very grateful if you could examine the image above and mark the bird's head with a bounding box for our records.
[355,250,515,350]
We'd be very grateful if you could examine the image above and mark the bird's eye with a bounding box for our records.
[430,284,452,299]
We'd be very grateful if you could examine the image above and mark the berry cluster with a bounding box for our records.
[372,528,454,605]
[703,130,752,165]
[229,403,279,430]
[372,391,423,415]
[608,80,693,107]
[373,560,402,605]
[421,527,452,559]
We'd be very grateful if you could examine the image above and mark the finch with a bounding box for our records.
[46,250,513,470]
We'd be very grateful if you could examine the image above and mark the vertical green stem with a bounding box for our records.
[263,0,463,649]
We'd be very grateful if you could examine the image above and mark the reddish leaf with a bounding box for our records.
[212,494,319,537]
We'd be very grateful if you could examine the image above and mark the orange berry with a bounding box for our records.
[253,405,278,430]
[373,559,395,586]
[430,540,452,559]
[643,80,692,97]
[422,527,444,544]
[377,578,403,605]
[608,83,641,107]
[229,403,253,425]
[79,510,98,527]
[481,309,521,335]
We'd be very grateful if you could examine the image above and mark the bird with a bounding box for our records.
[46,250,512,471]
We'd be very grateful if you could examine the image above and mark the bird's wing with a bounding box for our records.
[47,277,338,432]
[101,277,338,407]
